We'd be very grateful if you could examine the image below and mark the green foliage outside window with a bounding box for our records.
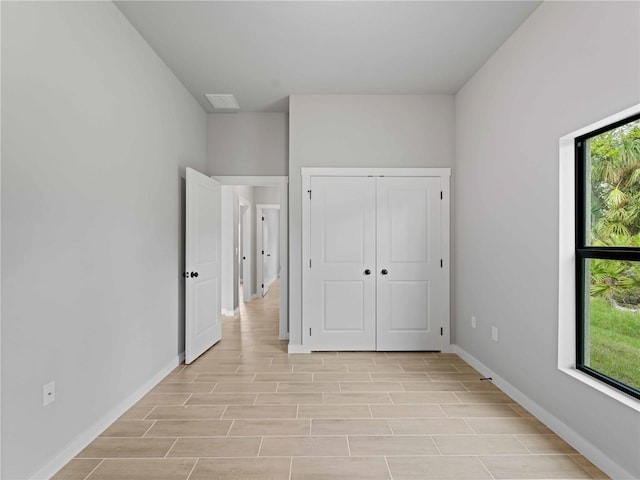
[585,119,640,392]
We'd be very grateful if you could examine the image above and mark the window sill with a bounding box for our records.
[558,366,640,412]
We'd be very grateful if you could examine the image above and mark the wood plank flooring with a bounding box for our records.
[53,280,609,479]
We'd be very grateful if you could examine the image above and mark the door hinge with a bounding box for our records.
[261,283,264,288]
[309,328,312,336]
[440,259,443,268]
[262,216,265,221]
[309,259,312,268]
[307,189,312,199]
[440,191,443,200]
[440,327,443,336]
[262,250,265,255]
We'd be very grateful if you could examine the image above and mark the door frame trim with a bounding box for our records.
[301,167,452,353]
[257,204,281,297]
[213,176,289,341]
[238,197,252,303]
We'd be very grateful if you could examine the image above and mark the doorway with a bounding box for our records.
[257,204,281,297]
[216,176,289,340]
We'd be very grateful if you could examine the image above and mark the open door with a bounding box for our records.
[261,213,270,296]
[240,202,252,303]
[185,168,221,364]
[257,205,280,298]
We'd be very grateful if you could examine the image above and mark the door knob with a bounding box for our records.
[364,269,371,275]
[381,269,388,275]
[190,272,199,278]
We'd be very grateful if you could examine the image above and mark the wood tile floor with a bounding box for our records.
[53,280,609,479]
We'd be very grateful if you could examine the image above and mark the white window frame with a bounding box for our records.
[558,104,640,411]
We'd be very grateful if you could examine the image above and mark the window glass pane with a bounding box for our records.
[585,118,640,247]
[585,258,640,392]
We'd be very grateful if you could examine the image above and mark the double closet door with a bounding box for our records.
[306,174,446,351]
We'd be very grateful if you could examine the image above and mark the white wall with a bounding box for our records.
[288,95,455,345]
[1,3,207,478]
[254,186,281,205]
[208,113,288,175]
[221,186,235,314]
[454,2,640,478]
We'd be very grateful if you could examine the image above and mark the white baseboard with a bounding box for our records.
[288,344,311,354]
[441,343,455,354]
[221,308,239,316]
[454,345,634,480]
[31,354,182,480]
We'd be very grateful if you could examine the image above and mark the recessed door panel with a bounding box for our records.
[388,188,428,263]
[323,187,367,264]
[196,187,218,264]
[323,281,365,331]
[308,177,376,350]
[389,281,429,331]
[195,278,218,335]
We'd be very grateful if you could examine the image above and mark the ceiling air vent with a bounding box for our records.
[205,94,240,112]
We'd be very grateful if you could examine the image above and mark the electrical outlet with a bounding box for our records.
[43,380,55,407]
[491,326,499,342]
[471,316,477,328]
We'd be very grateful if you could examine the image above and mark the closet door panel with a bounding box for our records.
[376,177,443,351]
[308,177,376,350]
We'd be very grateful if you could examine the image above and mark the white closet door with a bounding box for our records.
[376,177,443,351]
[308,177,376,350]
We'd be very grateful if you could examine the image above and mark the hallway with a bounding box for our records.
[53,281,608,479]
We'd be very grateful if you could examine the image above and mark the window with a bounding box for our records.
[575,113,640,400]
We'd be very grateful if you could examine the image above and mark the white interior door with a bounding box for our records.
[376,177,443,350]
[185,168,221,364]
[262,214,270,296]
[240,203,251,303]
[308,177,376,350]
[257,206,281,297]
[266,209,280,286]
